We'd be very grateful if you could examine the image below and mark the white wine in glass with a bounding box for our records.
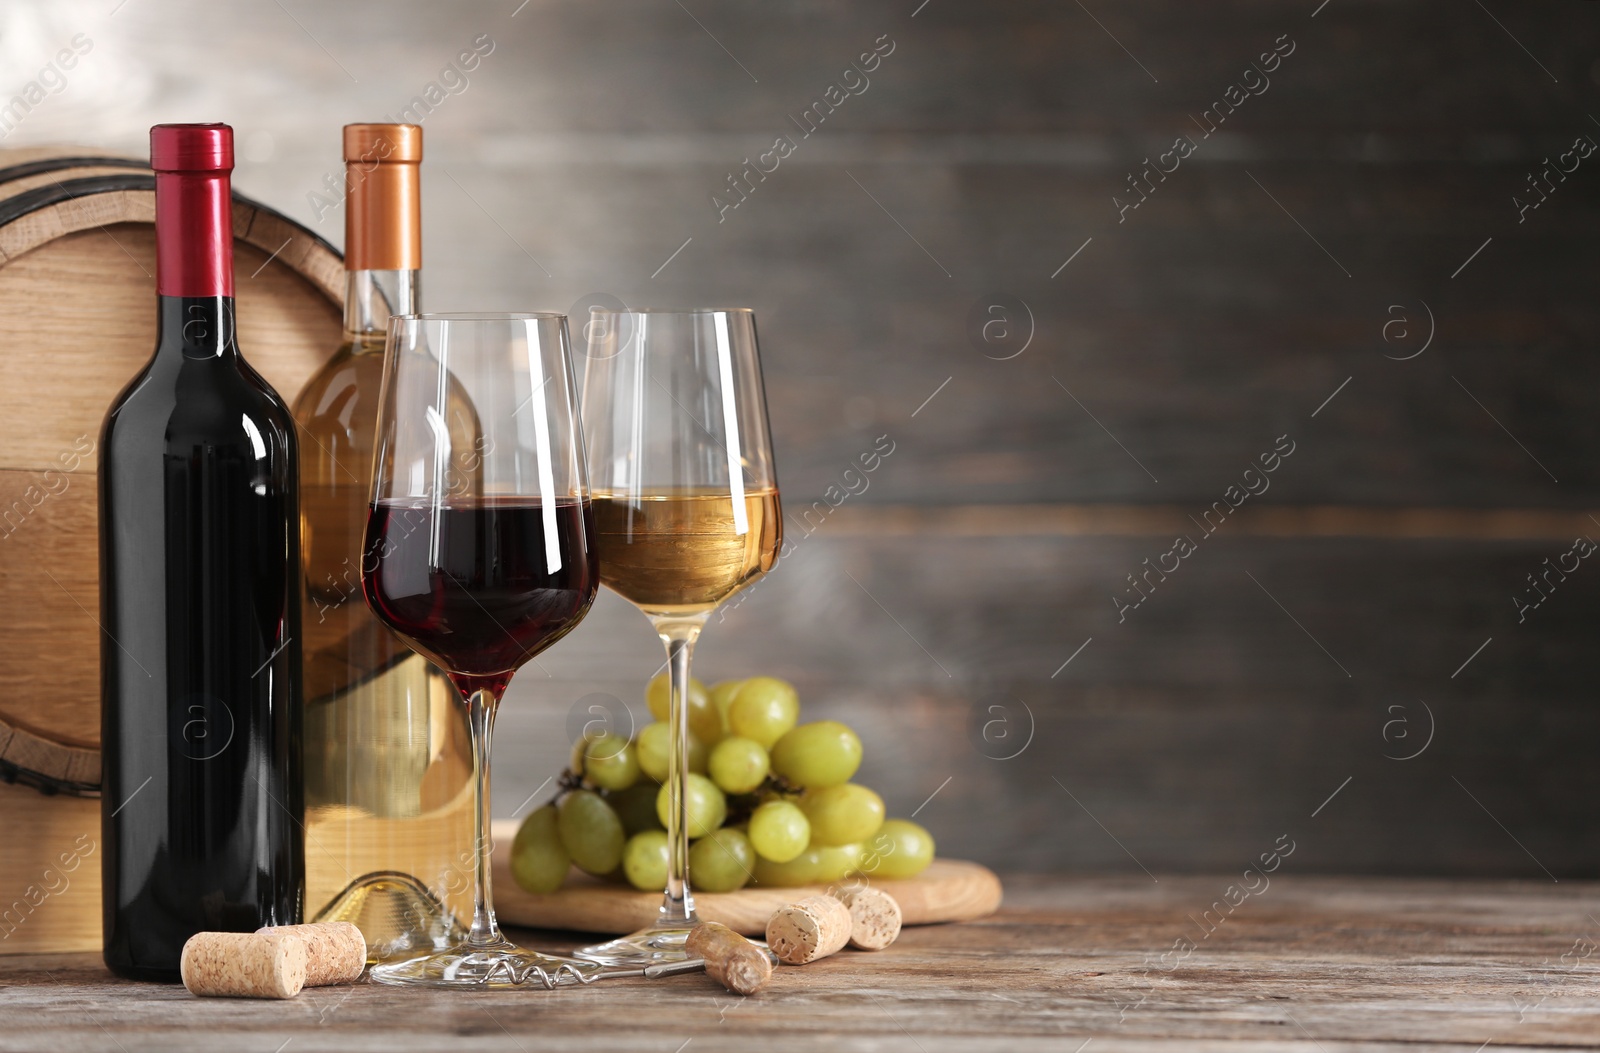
[593,490,780,616]
[577,308,781,966]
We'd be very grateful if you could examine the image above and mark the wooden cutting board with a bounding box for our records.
[489,819,1002,937]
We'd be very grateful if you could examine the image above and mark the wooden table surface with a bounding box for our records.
[3,875,1598,1052]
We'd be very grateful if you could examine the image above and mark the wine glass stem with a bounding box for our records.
[465,687,503,948]
[654,617,705,927]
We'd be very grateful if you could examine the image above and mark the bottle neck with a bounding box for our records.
[344,269,420,339]
[154,170,233,298]
[342,138,421,340]
[157,295,237,359]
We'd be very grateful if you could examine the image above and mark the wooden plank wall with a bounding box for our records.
[4,0,1599,875]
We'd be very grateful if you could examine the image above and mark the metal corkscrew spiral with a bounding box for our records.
[475,959,601,988]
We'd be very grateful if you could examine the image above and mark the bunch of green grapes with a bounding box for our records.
[510,675,936,896]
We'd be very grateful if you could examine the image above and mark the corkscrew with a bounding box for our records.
[464,956,712,988]
[443,924,776,992]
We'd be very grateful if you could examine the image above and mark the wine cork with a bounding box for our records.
[765,894,853,965]
[256,922,367,986]
[180,932,308,999]
[686,922,773,995]
[834,887,902,950]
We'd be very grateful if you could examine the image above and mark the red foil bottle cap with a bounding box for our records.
[150,123,234,297]
[150,123,234,173]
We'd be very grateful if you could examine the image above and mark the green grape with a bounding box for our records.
[688,700,724,744]
[770,720,862,788]
[799,783,885,846]
[607,782,664,836]
[622,830,670,891]
[636,723,670,782]
[752,845,819,887]
[752,841,862,887]
[582,733,640,791]
[689,828,755,892]
[708,736,769,795]
[812,841,864,883]
[636,722,708,782]
[655,772,727,838]
[556,789,625,876]
[510,803,569,894]
[708,679,744,739]
[748,799,810,862]
[645,672,722,742]
[859,818,936,879]
[727,677,800,748]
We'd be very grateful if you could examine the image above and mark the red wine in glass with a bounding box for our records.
[360,312,597,988]
[362,497,598,699]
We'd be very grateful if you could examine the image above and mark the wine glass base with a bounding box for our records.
[574,922,773,968]
[312,870,467,963]
[573,922,696,967]
[370,937,602,989]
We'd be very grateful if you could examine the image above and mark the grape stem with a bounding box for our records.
[722,775,802,828]
[766,774,802,797]
[556,767,585,795]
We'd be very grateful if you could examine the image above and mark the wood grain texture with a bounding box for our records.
[0,780,100,954]
[2,876,1598,1050]
[488,819,1001,936]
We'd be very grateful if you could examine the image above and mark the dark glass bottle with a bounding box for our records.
[99,123,304,981]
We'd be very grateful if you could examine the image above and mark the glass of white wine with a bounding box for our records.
[575,308,781,966]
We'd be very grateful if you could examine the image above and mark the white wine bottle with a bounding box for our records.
[295,124,475,960]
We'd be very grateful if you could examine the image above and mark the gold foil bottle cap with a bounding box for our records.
[343,123,421,271]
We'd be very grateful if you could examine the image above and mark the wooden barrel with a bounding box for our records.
[0,149,341,797]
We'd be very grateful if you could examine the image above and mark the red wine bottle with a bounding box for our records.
[99,124,305,982]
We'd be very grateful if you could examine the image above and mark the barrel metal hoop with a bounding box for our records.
[0,155,147,187]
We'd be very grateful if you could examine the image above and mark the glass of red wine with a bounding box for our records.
[362,313,599,987]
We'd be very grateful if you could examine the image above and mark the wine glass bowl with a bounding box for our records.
[360,313,600,987]
[576,307,782,966]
